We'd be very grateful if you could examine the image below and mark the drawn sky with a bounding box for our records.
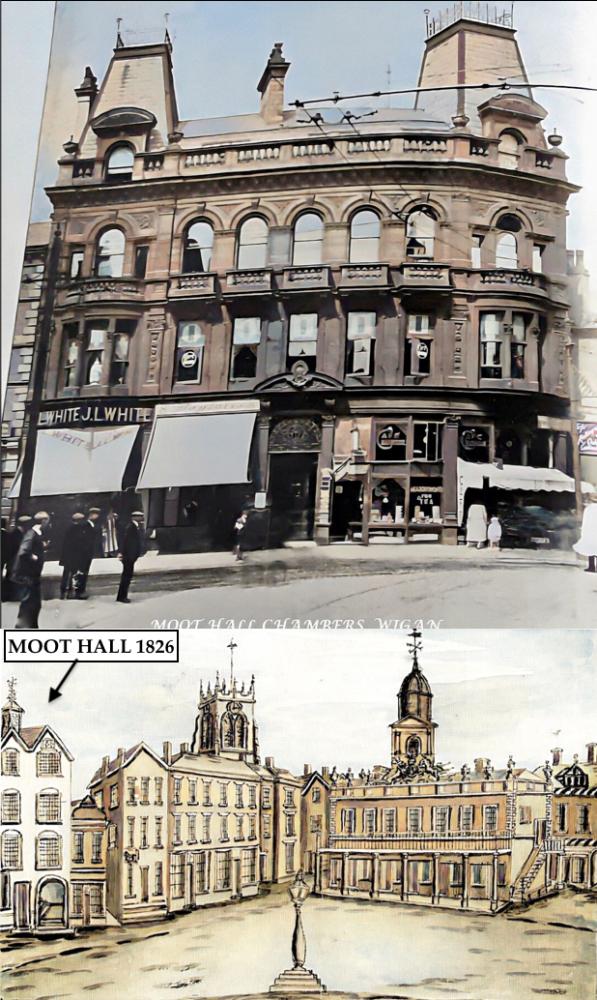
[6,628,595,796]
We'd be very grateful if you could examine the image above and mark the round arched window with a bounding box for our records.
[95,228,125,277]
[182,220,214,273]
[349,209,380,263]
[292,212,324,265]
[106,145,134,181]
[406,207,437,258]
[237,216,269,269]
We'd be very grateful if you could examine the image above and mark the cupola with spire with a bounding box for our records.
[2,678,24,738]
[390,630,437,768]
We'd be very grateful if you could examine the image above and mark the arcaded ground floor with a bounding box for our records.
[1,886,594,1000]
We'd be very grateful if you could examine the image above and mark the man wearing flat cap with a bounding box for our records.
[12,511,51,628]
[73,506,102,599]
[59,512,85,599]
[116,510,146,603]
[2,515,32,601]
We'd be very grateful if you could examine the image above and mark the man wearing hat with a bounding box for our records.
[12,511,51,628]
[3,515,32,601]
[73,507,102,599]
[59,512,86,599]
[116,510,146,603]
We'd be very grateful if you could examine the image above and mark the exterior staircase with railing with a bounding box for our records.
[510,842,555,904]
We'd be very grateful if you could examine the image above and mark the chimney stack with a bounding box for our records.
[586,743,596,765]
[102,755,110,775]
[180,742,189,755]
[303,764,311,777]
[322,766,330,781]
[551,747,563,766]
[265,755,275,768]
[117,748,125,767]
[162,741,172,765]
[257,43,290,125]
[474,757,490,774]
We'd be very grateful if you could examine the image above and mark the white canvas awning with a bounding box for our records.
[8,427,139,498]
[137,401,259,490]
[457,458,593,524]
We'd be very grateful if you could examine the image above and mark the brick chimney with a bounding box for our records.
[162,741,172,765]
[180,742,189,755]
[303,764,312,777]
[116,748,125,767]
[322,766,330,781]
[257,43,290,125]
[586,743,596,765]
[265,755,275,768]
[102,755,110,775]
[551,747,563,766]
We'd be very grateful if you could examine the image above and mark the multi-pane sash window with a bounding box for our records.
[248,785,257,808]
[292,213,324,265]
[285,789,294,808]
[216,850,231,890]
[310,816,322,833]
[154,777,163,806]
[557,803,567,832]
[92,832,102,863]
[231,317,261,379]
[202,815,211,842]
[2,750,19,776]
[364,808,376,835]
[173,815,182,845]
[155,861,163,895]
[405,314,432,376]
[383,809,396,835]
[407,807,422,834]
[484,805,499,832]
[196,853,208,893]
[235,784,244,809]
[262,787,271,807]
[155,817,163,848]
[127,777,136,805]
[203,782,212,807]
[236,815,244,840]
[109,785,118,808]
[127,817,135,848]
[511,313,527,380]
[459,805,474,832]
[37,790,61,823]
[140,778,150,805]
[37,750,61,776]
[433,806,450,834]
[1,790,20,824]
[219,783,228,807]
[188,779,197,805]
[173,778,182,805]
[37,833,61,868]
[140,817,148,849]
[285,814,295,837]
[175,322,205,383]
[241,848,257,885]
[73,832,84,863]
[1,831,22,869]
[288,314,318,371]
[61,322,80,388]
[110,320,135,386]
[188,814,197,842]
[127,862,134,897]
[84,322,108,386]
[577,805,590,834]
[220,816,229,842]
[170,855,184,897]
[340,808,356,834]
[249,815,256,839]
[263,814,272,838]
[480,311,529,379]
[347,311,376,375]
[471,864,485,886]
[285,842,295,873]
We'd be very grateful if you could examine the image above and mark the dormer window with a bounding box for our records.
[106,144,134,182]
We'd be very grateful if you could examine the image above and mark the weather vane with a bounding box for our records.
[7,677,17,701]
[227,638,238,687]
[407,628,423,668]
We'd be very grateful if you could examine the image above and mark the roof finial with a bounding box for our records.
[7,677,17,703]
[406,628,423,670]
[116,17,124,49]
[227,637,238,690]
[164,12,172,48]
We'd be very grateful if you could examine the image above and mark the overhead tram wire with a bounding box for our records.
[291,80,597,109]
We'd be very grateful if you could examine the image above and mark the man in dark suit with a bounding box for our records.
[116,510,146,603]
[12,511,51,628]
[2,515,31,600]
[59,512,85,599]
[73,507,101,599]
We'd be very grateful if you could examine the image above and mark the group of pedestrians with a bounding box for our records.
[465,504,502,551]
[1,507,147,628]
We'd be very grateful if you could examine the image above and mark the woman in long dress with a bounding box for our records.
[465,504,487,548]
[573,499,597,572]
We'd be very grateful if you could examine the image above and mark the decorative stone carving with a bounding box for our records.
[145,311,165,383]
[269,417,321,452]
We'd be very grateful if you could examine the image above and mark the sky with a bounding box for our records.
[6,628,595,796]
[2,0,597,384]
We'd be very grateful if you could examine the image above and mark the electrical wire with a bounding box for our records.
[291,80,597,109]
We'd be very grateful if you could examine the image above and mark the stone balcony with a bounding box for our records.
[223,268,273,295]
[279,265,332,292]
[337,263,391,291]
[59,276,143,305]
[397,261,452,290]
[168,272,218,298]
[455,268,549,297]
[328,831,512,852]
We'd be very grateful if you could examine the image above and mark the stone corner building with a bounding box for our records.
[22,7,581,551]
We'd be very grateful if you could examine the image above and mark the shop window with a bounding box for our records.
[409,478,442,523]
[288,313,318,372]
[459,426,490,463]
[237,216,268,269]
[106,144,134,181]
[375,423,407,462]
[405,314,432,376]
[532,243,544,273]
[371,479,406,523]
[231,317,261,379]
[346,311,376,375]
[292,212,324,265]
[94,228,125,277]
[62,323,80,388]
[175,321,205,384]
[413,422,442,461]
[496,429,522,465]
[497,130,523,169]
[110,320,135,386]
[349,209,380,263]
[495,214,522,268]
[182,220,214,273]
[70,248,85,278]
[134,245,149,279]
[471,234,484,269]
[406,207,437,258]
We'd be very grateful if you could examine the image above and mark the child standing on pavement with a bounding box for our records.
[487,515,502,551]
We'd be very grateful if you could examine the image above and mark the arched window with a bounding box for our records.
[237,216,268,269]
[94,228,125,277]
[406,207,437,258]
[292,212,324,265]
[1,830,22,869]
[349,209,380,263]
[406,736,422,758]
[36,789,61,823]
[495,214,522,268]
[182,220,214,273]
[498,130,524,170]
[106,144,134,181]
[1,748,19,776]
[36,832,62,869]
[234,714,247,748]
[1,789,20,824]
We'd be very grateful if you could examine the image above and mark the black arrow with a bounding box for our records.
[49,659,79,703]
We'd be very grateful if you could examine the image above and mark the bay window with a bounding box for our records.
[70,248,84,279]
[84,322,108,386]
[405,314,432,376]
[109,320,134,386]
[480,311,530,380]
[175,321,205,383]
[346,311,376,376]
[62,323,80,387]
[231,317,261,379]
[288,313,318,371]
